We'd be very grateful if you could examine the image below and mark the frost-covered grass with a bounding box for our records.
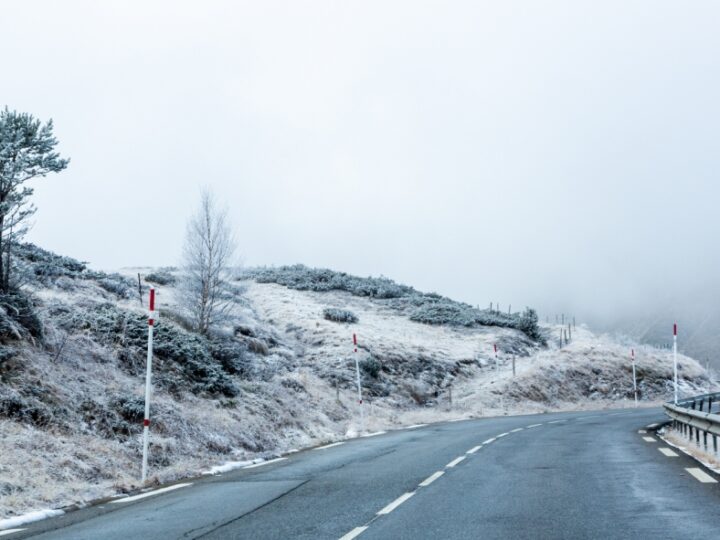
[245,265,541,339]
[0,252,714,521]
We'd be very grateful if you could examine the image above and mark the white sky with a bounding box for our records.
[3,1,720,333]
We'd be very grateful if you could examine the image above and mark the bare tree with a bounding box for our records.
[180,190,237,335]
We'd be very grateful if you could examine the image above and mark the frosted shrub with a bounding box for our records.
[52,303,239,397]
[93,273,135,299]
[13,243,87,287]
[247,265,416,298]
[245,265,542,341]
[145,271,176,286]
[323,308,358,323]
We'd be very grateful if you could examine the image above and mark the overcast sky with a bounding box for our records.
[4,1,720,335]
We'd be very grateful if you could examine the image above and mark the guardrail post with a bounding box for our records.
[703,430,708,450]
[714,434,718,455]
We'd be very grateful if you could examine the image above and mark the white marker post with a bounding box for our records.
[353,333,364,429]
[673,323,678,405]
[631,348,637,407]
[141,288,156,484]
[494,343,498,370]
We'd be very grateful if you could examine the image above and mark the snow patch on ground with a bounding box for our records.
[0,509,64,531]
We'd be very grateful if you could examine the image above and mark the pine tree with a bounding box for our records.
[0,108,69,292]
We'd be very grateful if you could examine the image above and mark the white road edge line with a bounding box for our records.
[361,431,387,438]
[0,530,26,537]
[659,448,679,457]
[685,468,718,483]
[466,445,482,454]
[446,456,466,468]
[510,428,523,433]
[315,442,345,450]
[404,424,427,430]
[110,483,192,504]
[527,423,542,429]
[419,471,444,487]
[482,438,496,444]
[244,457,288,469]
[642,437,656,443]
[338,526,368,540]
[377,492,415,515]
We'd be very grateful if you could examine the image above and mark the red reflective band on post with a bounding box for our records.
[353,333,357,346]
[494,344,497,353]
[149,288,155,311]
[148,319,154,326]
[143,419,150,427]
[673,323,677,336]
[631,349,634,357]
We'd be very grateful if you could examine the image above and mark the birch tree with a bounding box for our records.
[180,190,237,335]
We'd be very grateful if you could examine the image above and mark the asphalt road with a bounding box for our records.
[8,407,720,539]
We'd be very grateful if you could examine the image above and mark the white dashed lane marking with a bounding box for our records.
[638,430,647,434]
[482,438,496,444]
[419,471,444,487]
[659,448,678,457]
[686,468,718,484]
[527,423,542,429]
[510,428,523,433]
[377,492,415,515]
[339,526,368,540]
[496,432,509,438]
[446,456,466,468]
[0,530,26,537]
[642,437,656,443]
[466,445,482,454]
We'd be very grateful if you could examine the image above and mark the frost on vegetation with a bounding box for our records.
[0,289,43,343]
[323,308,358,324]
[246,265,416,298]
[245,265,542,340]
[144,270,176,286]
[49,302,241,397]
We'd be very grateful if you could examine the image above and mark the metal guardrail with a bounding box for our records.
[663,391,720,453]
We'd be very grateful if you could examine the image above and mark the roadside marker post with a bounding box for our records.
[673,323,678,405]
[353,333,364,429]
[494,343,498,370]
[631,349,638,407]
[141,288,156,484]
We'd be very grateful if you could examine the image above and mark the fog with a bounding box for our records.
[3,1,719,361]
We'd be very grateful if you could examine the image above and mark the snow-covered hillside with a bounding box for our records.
[0,247,712,519]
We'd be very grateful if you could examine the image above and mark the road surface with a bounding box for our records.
[7,408,720,539]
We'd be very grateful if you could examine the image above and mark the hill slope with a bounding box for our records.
[0,247,712,519]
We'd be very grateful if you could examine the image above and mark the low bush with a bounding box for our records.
[52,303,239,397]
[145,271,176,286]
[245,265,542,341]
[360,357,381,378]
[323,308,358,324]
